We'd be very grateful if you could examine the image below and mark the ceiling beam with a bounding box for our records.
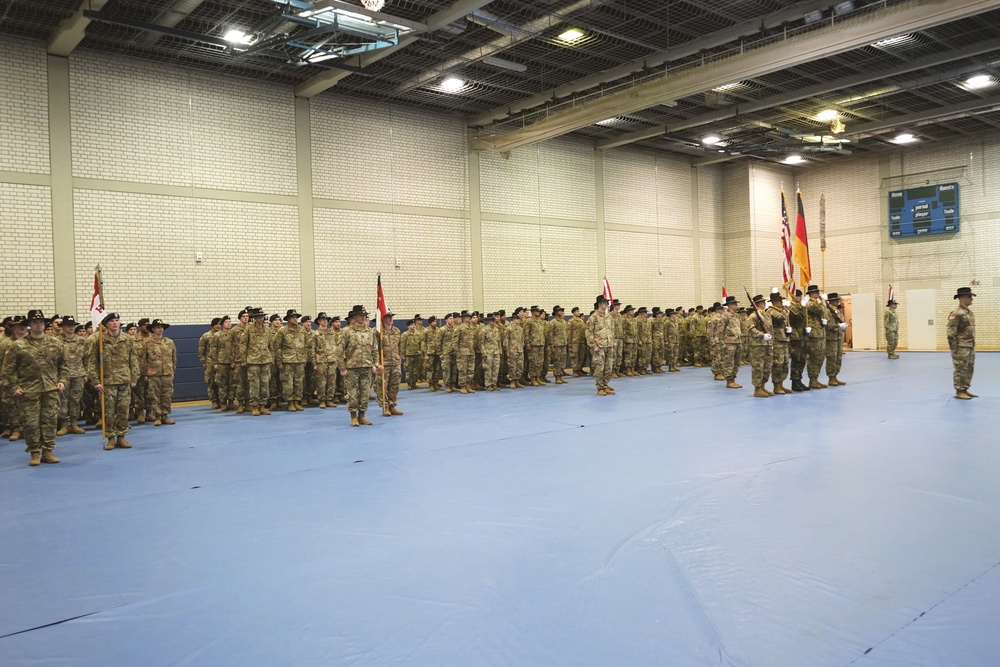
[471,0,1000,153]
[467,0,848,127]
[841,93,1000,138]
[294,0,496,99]
[47,0,110,56]
[595,37,1000,150]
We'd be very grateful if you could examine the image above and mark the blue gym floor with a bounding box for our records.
[2,352,999,666]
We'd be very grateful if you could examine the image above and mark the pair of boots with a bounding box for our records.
[460,385,476,394]
[809,379,828,389]
[29,450,60,466]
[104,435,132,451]
[287,401,303,411]
[350,411,373,426]
[382,405,404,416]
[56,420,87,436]
[827,376,847,386]
[668,366,680,372]
[554,376,566,384]
[955,390,978,400]
[152,415,176,426]
[753,386,774,398]
[772,382,789,395]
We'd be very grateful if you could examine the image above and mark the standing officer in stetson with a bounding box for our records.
[376,310,404,416]
[824,293,849,386]
[142,318,177,425]
[884,298,900,359]
[720,296,743,389]
[341,305,382,425]
[804,285,828,389]
[586,295,615,396]
[549,306,568,384]
[241,308,273,416]
[89,312,140,450]
[275,309,307,411]
[1,310,67,465]
[766,291,791,394]
[947,287,977,399]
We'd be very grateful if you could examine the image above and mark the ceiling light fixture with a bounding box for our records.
[965,74,994,89]
[360,0,386,10]
[702,135,721,145]
[596,118,620,126]
[804,10,823,24]
[784,155,805,164]
[482,56,527,73]
[439,76,466,93]
[872,34,912,48]
[833,1,855,15]
[712,83,743,92]
[558,28,585,43]
[223,29,253,45]
[816,109,838,121]
[891,133,918,144]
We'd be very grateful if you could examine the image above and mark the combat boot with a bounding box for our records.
[714,373,726,381]
[29,451,42,466]
[104,437,116,450]
[831,376,846,386]
[460,387,468,394]
[791,380,808,392]
[772,383,786,395]
[69,421,86,435]
[211,400,220,409]
[251,407,260,416]
[137,411,146,424]
[153,416,163,426]
[669,366,679,372]
[889,353,900,359]
[57,420,69,436]
[966,391,978,398]
[726,380,742,389]
[220,402,231,412]
[116,436,132,449]
[0,428,9,439]
[597,389,607,396]
[235,404,245,414]
[955,391,974,400]
[604,386,616,394]
[389,407,404,416]
[753,386,770,398]
[809,379,827,389]
[41,451,60,464]
[357,411,373,426]
[445,386,453,393]
[318,401,327,409]
[350,411,360,426]
[467,385,475,393]
[9,429,21,441]
[162,416,175,425]
[259,406,271,415]
[555,377,565,384]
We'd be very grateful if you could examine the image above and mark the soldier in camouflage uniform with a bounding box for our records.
[884,299,899,359]
[586,295,615,396]
[522,306,542,386]
[747,295,774,397]
[619,306,636,376]
[494,310,509,385]
[440,313,458,392]
[766,291,791,394]
[229,309,251,413]
[708,303,724,380]
[3,316,30,441]
[212,316,235,410]
[804,285,828,389]
[300,315,316,407]
[341,305,381,425]
[2,310,67,465]
[504,307,526,388]
[481,313,501,390]
[650,308,665,373]
[141,319,177,425]
[824,294,848,386]
[947,287,977,399]
[375,312,404,415]
[90,312,140,451]
[402,317,422,390]
[199,318,221,408]
[665,309,681,372]
[56,316,88,436]
[549,306,568,384]
[568,307,587,376]
[788,290,808,392]
[691,307,709,367]
[422,316,441,391]
[132,318,150,423]
[635,307,652,374]
[0,316,15,439]
[274,309,308,411]
[610,300,624,378]
[268,313,283,405]
[311,313,338,409]
[719,296,743,388]
[455,310,477,393]
[240,308,274,415]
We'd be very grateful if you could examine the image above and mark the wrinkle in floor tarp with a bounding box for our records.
[2,352,999,666]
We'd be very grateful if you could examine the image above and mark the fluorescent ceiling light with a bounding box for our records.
[873,34,912,48]
[596,118,621,127]
[891,133,918,144]
[440,77,466,93]
[804,10,823,24]
[833,1,855,16]
[558,28,585,42]
[223,29,253,45]
[784,155,804,164]
[712,83,743,92]
[966,74,994,89]
[816,109,838,121]
[482,56,527,72]
[701,135,722,145]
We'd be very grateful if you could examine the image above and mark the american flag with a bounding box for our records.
[780,190,795,293]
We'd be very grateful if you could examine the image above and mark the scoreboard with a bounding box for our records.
[888,182,959,238]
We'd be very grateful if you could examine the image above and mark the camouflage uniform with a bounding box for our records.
[375,322,402,412]
[440,319,458,391]
[58,329,87,431]
[422,321,442,390]
[636,311,652,373]
[525,313,546,383]
[549,314,568,381]
[567,311,587,375]
[825,302,846,383]
[946,301,975,393]
[747,305,773,393]
[504,317,525,387]
[141,334,176,421]
[212,321,236,408]
[456,320,477,392]
[241,319,274,412]
[481,321,501,389]
[719,307,742,384]
[88,329,140,441]
[611,308,624,376]
[198,324,219,406]
[0,331,19,436]
[766,300,791,391]
[707,310,723,377]
[402,324,423,390]
[313,322,341,407]
[804,295,828,386]
[665,313,681,371]
[586,307,615,393]
[691,311,709,366]
[650,312,664,372]
[2,332,67,456]
[341,318,379,418]
[274,321,307,407]
[884,307,899,357]
[622,313,637,374]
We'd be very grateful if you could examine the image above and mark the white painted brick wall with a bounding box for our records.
[70,51,297,195]
[0,37,49,174]
[313,208,471,318]
[73,190,300,323]
[0,184,55,314]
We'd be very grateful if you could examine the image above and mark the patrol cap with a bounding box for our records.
[61,316,79,328]
[284,309,302,321]
[954,287,975,299]
[27,309,47,323]
[211,317,222,326]
[102,312,121,325]
[149,318,170,330]
[315,312,329,322]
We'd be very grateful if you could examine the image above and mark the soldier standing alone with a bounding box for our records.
[341,305,381,425]
[947,287,977,400]
[884,299,899,359]
[586,295,615,396]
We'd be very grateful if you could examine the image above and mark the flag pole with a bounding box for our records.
[96,266,106,441]
[377,273,389,416]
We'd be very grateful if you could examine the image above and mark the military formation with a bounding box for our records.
[1,285,977,466]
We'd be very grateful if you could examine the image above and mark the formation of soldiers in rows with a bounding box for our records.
[5,282,912,467]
